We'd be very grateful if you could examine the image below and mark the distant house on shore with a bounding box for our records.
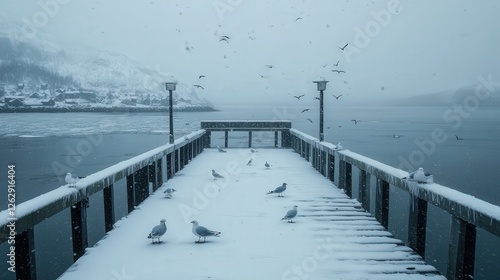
[17,83,25,91]
[4,96,25,107]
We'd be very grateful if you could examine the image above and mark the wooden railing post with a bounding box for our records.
[103,184,115,233]
[174,149,180,173]
[359,170,370,210]
[149,163,157,192]
[408,196,427,257]
[339,160,352,195]
[320,151,326,176]
[328,153,335,182]
[375,179,390,228]
[205,130,211,148]
[224,131,229,148]
[15,228,37,280]
[155,159,163,190]
[134,166,149,206]
[274,131,278,147]
[249,131,252,147]
[166,153,173,180]
[447,217,476,280]
[126,174,134,213]
[71,198,89,262]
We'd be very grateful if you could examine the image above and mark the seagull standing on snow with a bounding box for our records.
[65,172,83,185]
[147,219,167,244]
[212,169,224,179]
[191,220,221,243]
[247,158,253,166]
[267,183,287,197]
[404,167,433,183]
[281,205,298,223]
[217,146,227,153]
[163,188,177,198]
[265,161,270,169]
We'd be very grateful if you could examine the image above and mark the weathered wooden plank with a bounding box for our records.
[71,199,88,262]
[15,228,37,280]
[447,217,476,280]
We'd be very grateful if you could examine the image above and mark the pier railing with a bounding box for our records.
[288,128,500,280]
[0,129,208,280]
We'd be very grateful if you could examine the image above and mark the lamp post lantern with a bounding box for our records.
[313,80,328,142]
[165,82,177,144]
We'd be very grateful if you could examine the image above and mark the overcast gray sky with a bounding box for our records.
[1,0,500,105]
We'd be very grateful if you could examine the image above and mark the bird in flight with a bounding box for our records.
[199,75,205,79]
[332,70,345,74]
[193,85,205,89]
[295,17,302,21]
[265,64,275,68]
[339,43,349,51]
[293,94,305,100]
[258,74,266,78]
[333,94,343,99]
[219,37,229,43]
[321,64,328,68]
[302,108,310,113]
[455,135,464,140]
[351,119,360,124]
[314,97,320,100]
[338,125,342,128]
[306,118,313,123]
[333,60,340,66]
[221,35,230,40]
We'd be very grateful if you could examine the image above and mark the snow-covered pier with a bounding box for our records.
[1,121,499,280]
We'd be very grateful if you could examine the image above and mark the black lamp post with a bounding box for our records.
[165,82,177,144]
[313,80,328,141]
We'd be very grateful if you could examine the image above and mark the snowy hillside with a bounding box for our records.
[0,19,214,111]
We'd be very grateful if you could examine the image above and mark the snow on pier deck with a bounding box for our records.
[59,148,445,280]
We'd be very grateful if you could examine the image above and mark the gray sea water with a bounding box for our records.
[0,105,499,279]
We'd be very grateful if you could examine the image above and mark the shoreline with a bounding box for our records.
[0,106,219,113]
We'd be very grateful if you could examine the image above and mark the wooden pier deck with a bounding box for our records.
[58,148,445,280]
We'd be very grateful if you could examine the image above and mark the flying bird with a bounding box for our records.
[293,94,305,100]
[455,135,464,140]
[351,119,360,124]
[247,158,253,166]
[331,70,345,74]
[198,75,205,79]
[266,183,287,197]
[295,17,302,21]
[163,188,177,199]
[265,64,275,68]
[219,37,229,43]
[221,35,230,40]
[147,219,167,244]
[339,43,349,51]
[281,205,298,223]
[333,60,340,66]
[258,74,266,78]
[333,94,343,99]
[193,84,205,90]
[265,161,271,169]
[314,97,320,100]
[403,167,433,183]
[301,108,310,113]
[65,173,83,186]
[212,169,224,179]
[191,220,221,243]
[306,118,313,124]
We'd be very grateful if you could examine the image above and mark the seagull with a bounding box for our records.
[314,97,320,100]
[295,17,302,21]
[335,142,343,150]
[163,188,177,199]
[331,70,345,74]
[198,75,205,79]
[191,220,221,243]
[281,205,298,223]
[265,161,271,169]
[351,119,360,124]
[293,94,305,100]
[404,167,433,183]
[332,94,343,99]
[258,74,266,78]
[221,35,230,40]
[217,146,227,153]
[266,183,287,197]
[250,149,257,153]
[247,158,252,166]
[212,169,224,179]
[393,134,401,139]
[333,60,340,66]
[265,64,275,68]
[193,84,205,90]
[147,219,167,244]
[306,118,313,124]
[339,43,349,51]
[219,37,229,43]
[301,108,310,113]
[65,173,83,185]
[455,135,464,140]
